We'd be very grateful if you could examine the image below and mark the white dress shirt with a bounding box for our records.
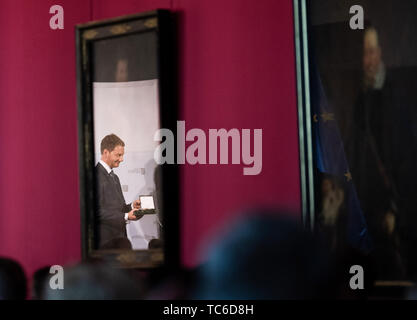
[99,160,112,174]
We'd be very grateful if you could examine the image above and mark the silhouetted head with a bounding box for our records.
[194,209,335,299]
[0,257,27,300]
[31,266,53,300]
[43,262,144,300]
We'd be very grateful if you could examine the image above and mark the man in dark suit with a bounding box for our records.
[347,27,417,279]
[95,134,143,249]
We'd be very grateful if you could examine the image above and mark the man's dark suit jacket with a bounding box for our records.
[95,162,132,249]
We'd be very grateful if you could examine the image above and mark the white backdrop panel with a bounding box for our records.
[93,80,160,249]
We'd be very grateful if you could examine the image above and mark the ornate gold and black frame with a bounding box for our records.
[76,10,179,269]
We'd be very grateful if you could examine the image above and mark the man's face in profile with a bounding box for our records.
[363,28,381,86]
[103,145,125,169]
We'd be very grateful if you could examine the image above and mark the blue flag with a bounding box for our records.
[311,63,373,254]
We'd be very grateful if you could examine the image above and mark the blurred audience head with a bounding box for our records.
[0,257,27,300]
[144,266,201,300]
[193,208,336,299]
[43,261,144,300]
[31,266,52,300]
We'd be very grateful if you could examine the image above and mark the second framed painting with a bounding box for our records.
[295,0,417,282]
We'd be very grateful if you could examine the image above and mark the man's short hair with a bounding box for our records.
[100,134,125,154]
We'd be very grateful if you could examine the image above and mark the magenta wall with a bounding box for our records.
[0,0,89,278]
[173,0,300,266]
[0,0,300,276]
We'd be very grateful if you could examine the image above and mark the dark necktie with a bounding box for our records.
[109,170,117,184]
[109,170,124,201]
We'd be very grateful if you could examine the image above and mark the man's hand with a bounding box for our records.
[132,199,141,209]
[128,208,144,221]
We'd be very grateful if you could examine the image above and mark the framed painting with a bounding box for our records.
[76,10,179,269]
[294,0,417,284]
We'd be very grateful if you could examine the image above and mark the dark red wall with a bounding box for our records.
[0,0,88,277]
[0,0,300,276]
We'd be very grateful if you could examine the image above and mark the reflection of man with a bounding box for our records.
[347,26,417,279]
[363,27,385,90]
[115,59,128,82]
[350,27,394,233]
[95,134,143,249]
